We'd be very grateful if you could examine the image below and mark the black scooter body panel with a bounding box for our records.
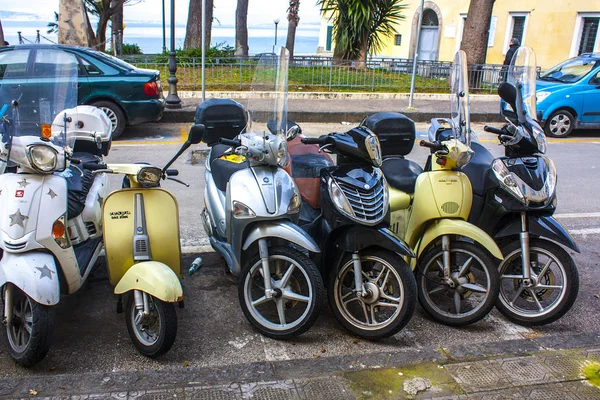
[495,215,580,253]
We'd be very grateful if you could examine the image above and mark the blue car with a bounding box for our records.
[536,53,600,138]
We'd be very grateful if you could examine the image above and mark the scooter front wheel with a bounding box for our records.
[329,249,417,339]
[496,239,579,326]
[2,284,55,367]
[418,241,500,326]
[125,293,177,357]
[238,246,324,339]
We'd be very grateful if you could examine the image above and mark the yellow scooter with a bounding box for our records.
[87,125,204,356]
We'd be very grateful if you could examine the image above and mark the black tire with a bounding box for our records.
[2,285,54,367]
[417,241,500,327]
[238,246,324,340]
[545,109,575,138]
[496,239,579,326]
[92,100,126,139]
[328,249,416,340]
[125,293,177,358]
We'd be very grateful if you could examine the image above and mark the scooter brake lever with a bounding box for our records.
[168,177,190,187]
[318,143,333,153]
[92,169,113,175]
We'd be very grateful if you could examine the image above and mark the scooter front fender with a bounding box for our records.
[242,220,321,253]
[495,215,580,253]
[333,226,415,258]
[416,219,504,265]
[114,261,183,303]
[0,252,60,305]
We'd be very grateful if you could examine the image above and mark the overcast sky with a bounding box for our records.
[4,0,323,27]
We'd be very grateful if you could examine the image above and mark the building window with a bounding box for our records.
[578,17,599,54]
[504,12,529,54]
[326,25,333,51]
[394,34,402,46]
[511,16,526,44]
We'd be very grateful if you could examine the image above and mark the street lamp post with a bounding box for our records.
[273,18,280,53]
[408,0,425,108]
[165,0,182,109]
[162,0,166,53]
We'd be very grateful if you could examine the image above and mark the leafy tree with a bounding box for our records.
[318,0,407,64]
[184,0,214,50]
[235,0,249,57]
[285,0,300,59]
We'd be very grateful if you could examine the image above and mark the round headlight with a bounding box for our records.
[27,145,58,173]
[137,167,162,187]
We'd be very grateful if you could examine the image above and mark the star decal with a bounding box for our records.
[9,209,28,228]
[36,265,54,280]
[47,189,57,199]
[17,179,30,188]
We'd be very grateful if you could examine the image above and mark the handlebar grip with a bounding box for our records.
[419,140,445,151]
[82,162,107,171]
[166,169,179,176]
[218,138,241,147]
[0,104,8,119]
[484,125,503,135]
[301,137,323,145]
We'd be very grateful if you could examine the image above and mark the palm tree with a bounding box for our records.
[317,0,407,64]
[235,0,249,57]
[184,0,214,50]
[285,1,300,59]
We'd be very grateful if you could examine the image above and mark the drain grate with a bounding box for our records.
[295,377,354,400]
[445,361,510,393]
[490,357,557,386]
[518,383,578,400]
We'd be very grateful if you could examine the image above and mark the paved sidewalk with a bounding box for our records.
[162,95,504,124]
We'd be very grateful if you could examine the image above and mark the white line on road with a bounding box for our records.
[555,212,600,219]
[567,228,600,236]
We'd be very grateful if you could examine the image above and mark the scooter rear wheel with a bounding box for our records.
[2,285,55,367]
[417,241,500,326]
[496,239,579,326]
[125,293,177,357]
[238,246,324,339]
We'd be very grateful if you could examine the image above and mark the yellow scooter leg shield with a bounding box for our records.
[414,219,504,266]
[114,261,183,303]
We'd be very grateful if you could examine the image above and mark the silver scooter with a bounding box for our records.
[198,48,324,339]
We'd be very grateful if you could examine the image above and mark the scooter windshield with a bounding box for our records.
[247,47,290,167]
[506,46,537,120]
[450,50,471,146]
[0,48,78,170]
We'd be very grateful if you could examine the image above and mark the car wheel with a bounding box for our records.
[92,101,126,139]
[545,109,575,138]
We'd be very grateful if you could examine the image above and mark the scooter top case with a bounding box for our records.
[102,188,182,286]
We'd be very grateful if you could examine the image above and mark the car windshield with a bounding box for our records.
[90,50,136,71]
[540,57,599,83]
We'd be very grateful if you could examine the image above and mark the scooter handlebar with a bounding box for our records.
[419,140,445,152]
[301,137,325,145]
[484,125,503,135]
[218,138,242,147]
[81,162,108,171]
[166,169,179,177]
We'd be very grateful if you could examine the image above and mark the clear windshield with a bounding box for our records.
[507,46,537,120]
[540,57,599,83]
[450,50,471,145]
[0,48,78,168]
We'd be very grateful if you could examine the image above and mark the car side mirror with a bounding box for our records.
[188,124,204,144]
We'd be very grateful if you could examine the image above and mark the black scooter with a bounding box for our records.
[286,125,417,339]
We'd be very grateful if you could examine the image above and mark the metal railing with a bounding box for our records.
[122,55,513,93]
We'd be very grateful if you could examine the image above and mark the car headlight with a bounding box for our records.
[287,192,302,214]
[27,145,58,173]
[137,167,162,187]
[328,178,355,218]
[491,159,526,203]
[531,121,547,154]
[536,91,551,103]
[277,140,290,168]
[365,134,382,167]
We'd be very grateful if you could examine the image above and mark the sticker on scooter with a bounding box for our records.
[110,210,131,219]
[15,190,24,197]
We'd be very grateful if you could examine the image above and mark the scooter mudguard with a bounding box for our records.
[114,261,183,303]
[495,215,580,253]
[0,252,60,305]
[413,219,504,269]
[242,220,320,253]
[333,226,415,258]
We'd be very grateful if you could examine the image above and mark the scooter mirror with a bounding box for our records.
[286,124,301,141]
[188,124,205,144]
[498,83,518,113]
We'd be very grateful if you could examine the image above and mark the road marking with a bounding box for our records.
[260,334,291,362]
[486,314,534,340]
[555,212,600,219]
[568,228,600,236]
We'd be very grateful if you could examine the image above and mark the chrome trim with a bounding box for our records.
[337,179,386,225]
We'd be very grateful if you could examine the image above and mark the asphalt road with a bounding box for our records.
[1,122,600,397]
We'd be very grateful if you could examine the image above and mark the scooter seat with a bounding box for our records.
[209,144,233,165]
[66,152,102,219]
[211,153,249,192]
[381,157,423,194]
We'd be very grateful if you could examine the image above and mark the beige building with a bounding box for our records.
[317,1,600,69]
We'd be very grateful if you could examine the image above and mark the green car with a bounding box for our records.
[0,44,164,138]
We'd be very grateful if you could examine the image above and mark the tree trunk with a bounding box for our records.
[111,3,124,55]
[460,0,495,65]
[0,18,5,47]
[58,0,91,46]
[184,0,214,50]
[235,0,249,57]
[285,0,299,59]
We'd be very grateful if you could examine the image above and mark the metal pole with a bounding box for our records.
[165,0,182,108]
[273,19,279,54]
[162,0,167,53]
[201,0,206,102]
[408,0,425,108]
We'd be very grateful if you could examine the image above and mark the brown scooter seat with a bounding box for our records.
[381,157,423,194]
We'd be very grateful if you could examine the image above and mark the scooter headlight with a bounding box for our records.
[531,122,547,154]
[233,201,256,219]
[137,167,162,188]
[492,159,526,203]
[365,134,382,167]
[287,192,302,214]
[27,144,58,173]
[328,178,355,218]
[277,140,290,168]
